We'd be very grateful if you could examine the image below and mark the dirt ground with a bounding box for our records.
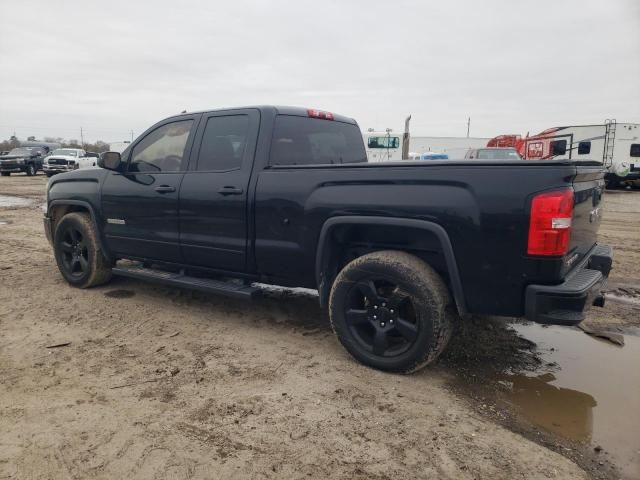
[1,175,638,479]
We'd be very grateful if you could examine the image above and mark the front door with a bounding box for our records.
[179,109,260,272]
[101,117,199,263]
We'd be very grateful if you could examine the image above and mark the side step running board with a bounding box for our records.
[112,265,259,300]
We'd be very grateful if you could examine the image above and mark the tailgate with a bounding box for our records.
[566,165,606,271]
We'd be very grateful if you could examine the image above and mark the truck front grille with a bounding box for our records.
[48,159,69,165]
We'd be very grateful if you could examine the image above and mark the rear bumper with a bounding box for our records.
[524,244,613,325]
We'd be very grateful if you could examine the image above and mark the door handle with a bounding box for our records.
[217,186,243,195]
[154,185,176,193]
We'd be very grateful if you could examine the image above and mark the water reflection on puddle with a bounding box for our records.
[503,324,640,478]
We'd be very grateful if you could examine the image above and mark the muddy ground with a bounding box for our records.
[1,175,638,479]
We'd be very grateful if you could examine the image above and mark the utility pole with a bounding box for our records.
[80,127,84,147]
[466,117,471,138]
[130,130,134,142]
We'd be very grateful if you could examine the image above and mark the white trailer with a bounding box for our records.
[490,121,640,187]
[363,130,489,162]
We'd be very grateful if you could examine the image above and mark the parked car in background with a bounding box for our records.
[465,147,522,160]
[408,152,449,160]
[420,152,449,160]
[0,146,47,176]
[85,152,100,166]
[43,148,99,177]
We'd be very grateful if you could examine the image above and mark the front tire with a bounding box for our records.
[329,250,453,374]
[53,212,112,288]
[1,172,10,177]
[26,164,35,176]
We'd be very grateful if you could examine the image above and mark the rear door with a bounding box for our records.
[101,116,199,263]
[179,109,260,272]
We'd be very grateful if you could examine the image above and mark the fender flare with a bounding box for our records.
[48,199,113,261]
[315,216,468,318]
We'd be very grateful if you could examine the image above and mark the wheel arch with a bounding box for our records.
[49,200,112,261]
[315,216,468,318]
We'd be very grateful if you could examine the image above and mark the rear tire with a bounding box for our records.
[1,172,10,177]
[26,164,35,176]
[53,212,112,288]
[329,250,453,374]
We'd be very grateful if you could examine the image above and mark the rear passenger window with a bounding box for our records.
[196,115,249,171]
[631,144,640,157]
[550,139,567,156]
[578,141,591,155]
[270,115,367,166]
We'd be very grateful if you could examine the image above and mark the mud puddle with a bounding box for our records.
[0,195,34,207]
[499,324,640,479]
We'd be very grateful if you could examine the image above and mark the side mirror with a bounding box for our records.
[98,151,122,171]
[36,152,42,157]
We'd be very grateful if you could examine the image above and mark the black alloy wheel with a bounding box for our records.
[329,250,453,373]
[345,279,419,357]
[59,226,89,278]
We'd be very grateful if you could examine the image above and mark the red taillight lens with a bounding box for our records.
[307,109,334,120]
[527,188,574,256]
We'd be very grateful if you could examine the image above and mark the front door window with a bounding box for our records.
[129,120,193,172]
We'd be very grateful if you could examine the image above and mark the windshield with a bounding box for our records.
[367,136,401,149]
[476,148,522,160]
[51,149,79,157]
[7,148,33,156]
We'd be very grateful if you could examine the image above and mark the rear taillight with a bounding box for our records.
[307,109,334,120]
[527,188,574,256]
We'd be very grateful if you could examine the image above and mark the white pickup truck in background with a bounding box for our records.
[43,148,100,177]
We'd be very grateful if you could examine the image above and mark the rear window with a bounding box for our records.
[269,115,367,166]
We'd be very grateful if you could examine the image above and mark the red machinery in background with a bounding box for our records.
[487,129,564,160]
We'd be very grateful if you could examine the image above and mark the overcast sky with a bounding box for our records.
[1,0,638,143]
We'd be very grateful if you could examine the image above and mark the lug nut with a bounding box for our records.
[381,322,385,327]
[390,309,394,314]
[373,315,377,319]
[389,319,394,324]
[374,305,378,309]
[382,302,386,307]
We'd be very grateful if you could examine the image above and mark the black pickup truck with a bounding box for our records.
[0,146,47,176]
[43,106,612,373]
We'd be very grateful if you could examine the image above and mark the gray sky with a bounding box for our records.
[1,0,638,143]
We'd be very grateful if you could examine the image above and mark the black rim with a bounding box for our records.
[60,227,89,278]
[345,279,418,357]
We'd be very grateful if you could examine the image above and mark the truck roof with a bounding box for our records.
[165,105,358,125]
